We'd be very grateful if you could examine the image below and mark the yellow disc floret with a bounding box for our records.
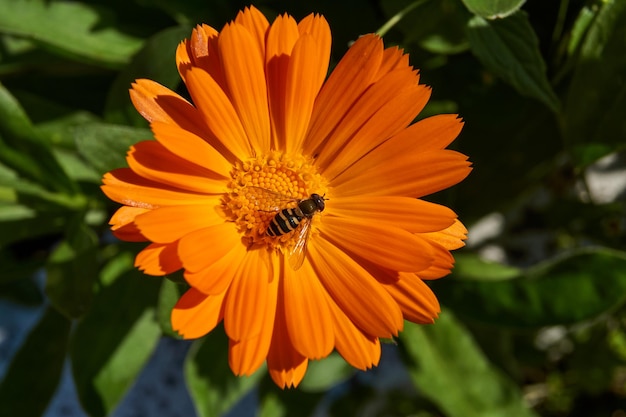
[225,151,327,252]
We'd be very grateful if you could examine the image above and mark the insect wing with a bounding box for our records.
[245,186,297,212]
[288,217,312,270]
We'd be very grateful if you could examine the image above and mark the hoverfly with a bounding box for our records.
[246,187,326,270]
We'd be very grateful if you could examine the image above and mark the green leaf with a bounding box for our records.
[156,279,185,338]
[453,252,522,281]
[467,11,560,112]
[379,0,470,54]
[0,306,71,417]
[0,0,143,68]
[52,148,101,183]
[0,83,77,194]
[0,161,85,210]
[433,248,626,328]
[104,26,191,125]
[0,209,66,248]
[567,5,596,57]
[74,123,151,175]
[71,258,161,417]
[461,0,526,19]
[564,0,626,166]
[45,215,99,319]
[37,111,101,149]
[258,375,324,417]
[185,326,261,417]
[401,310,539,417]
[299,353,354,392]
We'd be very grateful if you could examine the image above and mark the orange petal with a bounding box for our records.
[183,242,246,295]
[177,222,242,273]
[134,202,223,243]
[151,121,232,178]
[297,14,331,90]
[228,256,279,376]
[332,148,471,199]
[190,24,222,76]
[135,242,183,276]
[109,206,149,229]
[304,34,384,156]
[321,216,434,273]
[234,5,270,57]
[218,22,271,152]
[420,219,468,250]
[109,206,148,241]
[268,352,308,389]
[283,256,334,359]
[112,223,146,242]
[175,40,192,81]
[374,45,411,81]
[316,69,428,177]
[417,219,468,280]
[267,277,308,388]
[265,14,299,150]
[382,272,440,323]
[126,141,226,194]
[331,114,467,197]
[283,34,329,153]
[328,196,457,233]
[416,242,455,280]
[266,14,299,59]
[129,79,207,139]
[327,296,381,370]
[224,249,276,342]
[185,67,253,161]
[308,237,403,338]
[228,335,267,377]
[171,287,226,339]
[102,169,217,208]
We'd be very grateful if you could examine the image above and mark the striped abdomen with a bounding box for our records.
[266,208,303,237]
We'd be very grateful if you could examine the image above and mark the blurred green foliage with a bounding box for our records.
[0,0,625,416]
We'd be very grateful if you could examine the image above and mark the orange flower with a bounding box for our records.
[101,5,471,388]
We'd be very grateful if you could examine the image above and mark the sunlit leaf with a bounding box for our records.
[461,0,526,19]
[185,327,261,417]
[401,310,539,417]
[0,306,70,417]
[467,11,560,112]
[45,215,99,319]
[453,252,521,281]
[567,5,595,56]
[299,353,354,392]
[258,392,286,417]
[52,148,101,183]
[71,259,161,417]
[157,279,185,338]
[258,376,324,417]
[0,83,76,194]
[74,123,151,175]
[0,0,143,68]
[380,0,470,54]
[564,0,626,166]
[434,248,626,327]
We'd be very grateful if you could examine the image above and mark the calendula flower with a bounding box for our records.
[101,5,471,388]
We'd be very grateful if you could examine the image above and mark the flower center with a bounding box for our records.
[225,151,327,252]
